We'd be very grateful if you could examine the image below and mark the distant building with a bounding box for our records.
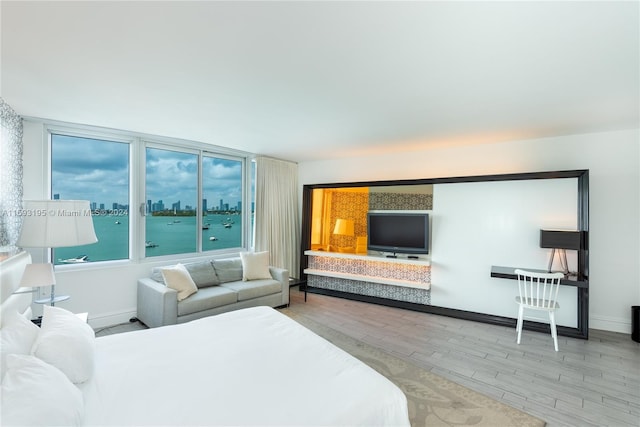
[152,200,164,212]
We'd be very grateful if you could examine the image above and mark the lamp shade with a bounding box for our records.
[19,263,56,287]
[333,219,354,237]
[540,229,583,250]
[17,200,98,248]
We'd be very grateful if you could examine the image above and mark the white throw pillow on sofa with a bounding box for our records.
[160,263,198,301]
[240,251,272,281]
[32,305,95,384]
[1,354,84,426]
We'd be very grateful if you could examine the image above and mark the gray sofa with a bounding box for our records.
[137,257,289,328]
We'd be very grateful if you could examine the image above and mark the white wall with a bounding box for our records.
[431,179,578,327]
[298,129,640,333]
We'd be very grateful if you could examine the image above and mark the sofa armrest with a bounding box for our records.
[137,278,178,328]
[269,266,289,306]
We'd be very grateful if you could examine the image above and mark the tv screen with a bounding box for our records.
[367,212,429,256]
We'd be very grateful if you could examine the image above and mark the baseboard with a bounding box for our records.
[590,314,632,334]
[87,308,138,329]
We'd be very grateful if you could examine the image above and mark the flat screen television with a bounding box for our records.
[367,212,429,256]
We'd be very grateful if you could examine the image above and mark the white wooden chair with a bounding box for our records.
[515,269,565,351]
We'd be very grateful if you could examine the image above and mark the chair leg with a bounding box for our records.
[549,311,559,351]
[516,305,524,344]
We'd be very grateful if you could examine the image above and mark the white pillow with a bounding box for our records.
[32,305,95,384]
[240,251,272,281]
[160,263,198,301]
[0,310,40,380]
[1,354,84,427]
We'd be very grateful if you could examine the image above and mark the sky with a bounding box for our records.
[51,134,244,210]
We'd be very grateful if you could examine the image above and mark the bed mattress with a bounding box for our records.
[80,306,410,426]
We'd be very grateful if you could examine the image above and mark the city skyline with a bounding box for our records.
[54,193,248,214]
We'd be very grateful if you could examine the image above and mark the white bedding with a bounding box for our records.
[81,306,410,426]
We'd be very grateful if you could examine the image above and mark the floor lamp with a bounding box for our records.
[16,200,98,306]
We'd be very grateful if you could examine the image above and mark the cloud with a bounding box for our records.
[52,135,129,205]
[52,135,244,211]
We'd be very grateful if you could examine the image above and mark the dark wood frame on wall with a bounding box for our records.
[300,170,590,339]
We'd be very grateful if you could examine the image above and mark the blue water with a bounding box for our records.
[54,214,242,264]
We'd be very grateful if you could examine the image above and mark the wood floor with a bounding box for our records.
[288,287,640,427]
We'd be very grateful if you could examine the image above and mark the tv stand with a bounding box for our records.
[303,250,430,290]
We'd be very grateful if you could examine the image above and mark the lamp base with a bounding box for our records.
[547,248,569,275]
[34,295,70,306]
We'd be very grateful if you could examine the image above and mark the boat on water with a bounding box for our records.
[60,255,89,263]
[115,220,121,224]
[209,236,218,241]
[145,241,158,248]
[202,223,210,230]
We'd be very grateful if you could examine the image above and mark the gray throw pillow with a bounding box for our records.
[150,267,165,284]
[212,258,243,283]
[151,261,220,288]
[183,261,220,288]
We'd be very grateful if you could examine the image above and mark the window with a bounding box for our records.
[144,147,198,256]
[51,133,130,264]
[202,155,243,251]
[49,125,252,264]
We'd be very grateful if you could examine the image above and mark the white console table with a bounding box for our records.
[303,250,431,303]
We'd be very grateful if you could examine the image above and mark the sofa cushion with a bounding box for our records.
[212,258,243,283]
[240,251,272,281]
[151,261,220,289]
[177,286,238,316]
[220,279,281,301]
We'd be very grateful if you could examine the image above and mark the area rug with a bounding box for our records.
[281,309,546,427]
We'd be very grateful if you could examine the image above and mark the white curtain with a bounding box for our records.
[0,98,23,247]
[254,157,299,278]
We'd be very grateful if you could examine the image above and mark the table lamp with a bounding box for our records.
[540,229,583,275]
[16,200,98,305]
[333,219,355,252]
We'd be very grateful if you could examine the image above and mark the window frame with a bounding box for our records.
[44,121,254,267]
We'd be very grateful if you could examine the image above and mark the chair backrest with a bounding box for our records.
[515,269,564,309]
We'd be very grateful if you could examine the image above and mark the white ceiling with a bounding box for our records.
[2,1,638,162]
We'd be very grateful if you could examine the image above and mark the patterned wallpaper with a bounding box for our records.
[369,192,433,210]
[0,98,23,247]
[329,189,368,248]
[309,255,430,284]
[308,276,431,305]
[307,253,431,305]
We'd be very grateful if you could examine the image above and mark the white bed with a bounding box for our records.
[1,251,410,426]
